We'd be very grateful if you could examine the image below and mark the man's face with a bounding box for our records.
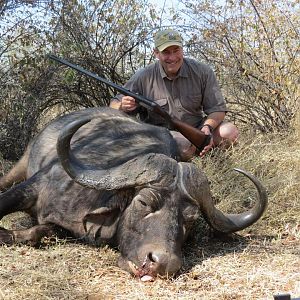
[154,45,184,78]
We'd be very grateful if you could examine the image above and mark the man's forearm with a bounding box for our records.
[203,112,226,130]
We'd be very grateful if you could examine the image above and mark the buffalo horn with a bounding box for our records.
[178,163,268,233]
[56,118,178,190]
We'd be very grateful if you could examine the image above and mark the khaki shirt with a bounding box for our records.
[116,58,227,127]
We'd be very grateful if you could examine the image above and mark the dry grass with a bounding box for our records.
[0,115,299,300]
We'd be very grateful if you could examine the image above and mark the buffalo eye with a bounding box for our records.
[138,199,148,207]
[133,195,153,211]
[135,188,160,210]
[133,192,159,216]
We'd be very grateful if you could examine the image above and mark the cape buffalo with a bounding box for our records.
[0,107,267,281]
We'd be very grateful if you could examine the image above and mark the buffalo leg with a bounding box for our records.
[0,224,56,246]
[0,227,14,244]
[0,177,38,220]
[0,148,29,191]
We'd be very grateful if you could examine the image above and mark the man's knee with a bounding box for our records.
[220,122,239,142]
[215,122,239,147]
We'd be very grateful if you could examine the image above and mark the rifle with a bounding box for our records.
[48,54,211,151]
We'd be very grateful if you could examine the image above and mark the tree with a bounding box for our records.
[180,0,300,132]
[0,0,159,160]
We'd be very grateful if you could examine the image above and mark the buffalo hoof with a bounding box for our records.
[0,227,14,245]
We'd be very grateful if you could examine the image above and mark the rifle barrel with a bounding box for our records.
[48,54,211,151]
[48,54,155,110]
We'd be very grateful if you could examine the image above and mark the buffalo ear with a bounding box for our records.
[83,207,120,242]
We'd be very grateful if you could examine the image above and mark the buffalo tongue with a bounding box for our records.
[137,258,156,282]
[140,275,154,282]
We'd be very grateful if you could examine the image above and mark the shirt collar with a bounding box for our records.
[157,58,189,79]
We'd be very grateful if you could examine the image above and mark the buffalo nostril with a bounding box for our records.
[140,245,183,275]
[148,252,157,263]
[145,250,182,275]
[147,251,169,265]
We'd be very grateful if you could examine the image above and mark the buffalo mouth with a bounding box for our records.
[128,258,157,282]
[119,256,157,282]
[118,255,179,282]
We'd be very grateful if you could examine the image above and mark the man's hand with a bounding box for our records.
[119,96,138,112]
[199,125,214,157]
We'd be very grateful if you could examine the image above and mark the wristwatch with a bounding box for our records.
[200,124,214,132]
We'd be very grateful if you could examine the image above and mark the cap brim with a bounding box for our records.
[157,41,183,52]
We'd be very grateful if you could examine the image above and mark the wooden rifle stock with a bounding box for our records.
[48,54,211,151]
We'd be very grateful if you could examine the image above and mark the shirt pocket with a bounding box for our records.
[181,94,203,112]
[155,98,168,107]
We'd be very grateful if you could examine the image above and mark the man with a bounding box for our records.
[110,29,239,161]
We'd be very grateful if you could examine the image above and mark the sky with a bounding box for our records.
[148,0,185,27]
[149,0,181,9]
[149,0,185,16]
